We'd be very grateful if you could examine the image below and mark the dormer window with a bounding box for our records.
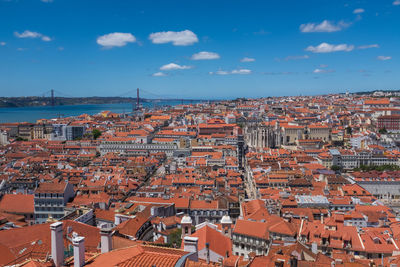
[373,237,381,244]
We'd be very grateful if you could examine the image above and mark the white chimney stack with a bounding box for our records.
[50,222,64,267]
[311,242,318,254]
[72,235,85,267]
[183,236,198,262]
[100,228,112,253]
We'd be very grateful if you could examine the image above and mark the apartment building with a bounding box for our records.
[34,181,74,224]
[232,219,269,259]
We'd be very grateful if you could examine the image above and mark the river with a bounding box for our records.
[0,101,198,123]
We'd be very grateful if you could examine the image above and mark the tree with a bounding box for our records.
[168,228,182,248]
[92,129,102,140]
[331,165,342,172]
[379,127,388,134]
[353,164,400,172]
[345,126,352,136]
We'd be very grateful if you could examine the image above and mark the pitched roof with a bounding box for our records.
[185,224,232,258]
[35,181,68,193]
[233,219,269,240]
[0,194,34,214]
[86,244,188,267]
[0,220,101,266]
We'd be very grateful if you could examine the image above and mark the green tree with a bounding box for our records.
[379,127,388,134]
[168,228,182,248]
[331,165,342,172]
[92,129,102,140]
[354,164,400,172]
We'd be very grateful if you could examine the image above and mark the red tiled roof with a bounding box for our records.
[233,219,269,240]
[0,194,34,214]
[184,225,232,258]
[86,244,188,267]
[35,182,67,193]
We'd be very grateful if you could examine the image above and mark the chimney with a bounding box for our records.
[114,214,130,225]
[183,236,198,262]
[205,242,210,264]
[311,242,318,254]
[100,228,113,253]
[321,213,324,224]
[50,222,64,267]
[290,256,298,267]
[72,235,85,267]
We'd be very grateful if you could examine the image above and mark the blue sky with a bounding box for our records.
[0,0,399,99]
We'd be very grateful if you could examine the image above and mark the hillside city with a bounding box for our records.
[3,92,400,267]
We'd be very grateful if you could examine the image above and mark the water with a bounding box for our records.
[0,101,198,123]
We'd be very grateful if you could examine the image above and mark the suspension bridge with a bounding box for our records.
[38,88,214,111]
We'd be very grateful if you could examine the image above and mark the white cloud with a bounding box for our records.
[305,42,354,53]
[152,72,167,77]
[353,8,365,14]
[41,36,52,42]
[300,20,350,33]
[393,0,400,5]
[15,30,41,38]
[377,56,392,61]
[232,69,251,74]
[149,30,198,46]
[216,70,230,75]
[160,63,192,71]
[191,51,220,60]
[240,57,255,62]
[0,42,5,46]
[313,68,334,73]
[264,71,297,75]
[97,32,136,48]
[358,44,379,49]
[210,69,252,75]
[284,55,309,61]
[14,30,52,41]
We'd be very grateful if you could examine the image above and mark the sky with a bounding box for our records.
[0,0,399,99]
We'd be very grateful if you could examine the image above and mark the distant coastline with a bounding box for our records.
[0,96,150,108]
[0,101,202,123]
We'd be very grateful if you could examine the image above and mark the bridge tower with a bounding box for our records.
[51,89,55,106]
[133,88,140,112]
[137,88,139,110]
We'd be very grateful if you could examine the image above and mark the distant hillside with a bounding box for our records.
[353,90,400,96]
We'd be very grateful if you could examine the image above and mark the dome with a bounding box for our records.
[181,215,192,224]
[221,215,232,224]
